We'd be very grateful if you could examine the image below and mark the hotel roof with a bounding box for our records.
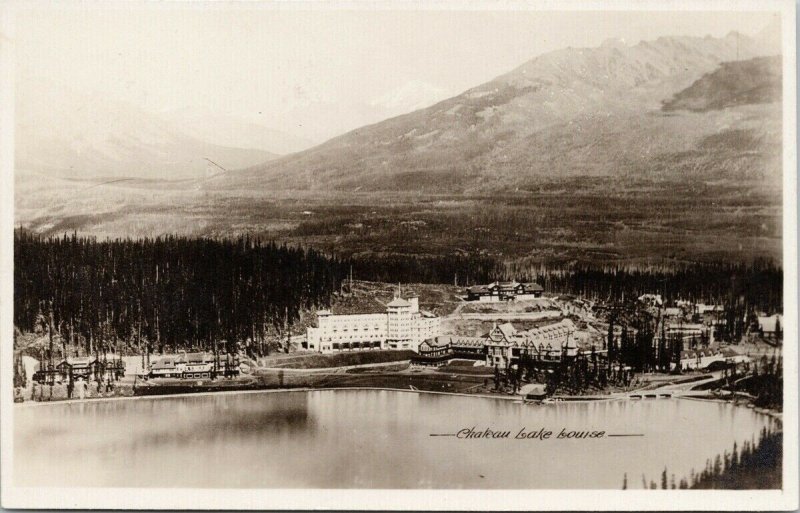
[387,297,411,308]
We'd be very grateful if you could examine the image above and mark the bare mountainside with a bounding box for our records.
[220,32,781,193]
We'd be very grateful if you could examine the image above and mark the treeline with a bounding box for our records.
[351,254,782,314]
[14,232,783,355]
[511,260,783,314]
[15,232,349,357]
[741,354,783,410]
[515,346,638,395]
[350,253,496,285]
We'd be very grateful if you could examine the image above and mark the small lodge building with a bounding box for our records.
[412,336,486,367]
[56,356,101,381]
[466,281,544,302]
[519,383,548,400]
[149,352,238,379]
[150,355,184,378]
[35,355,125,384]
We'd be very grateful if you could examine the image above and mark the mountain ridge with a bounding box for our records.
[223,32,780,193]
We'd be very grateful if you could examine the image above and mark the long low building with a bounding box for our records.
[305,295,440,353]
[466,280,544,302]
[415,319,578,368]
[673,347,750,371]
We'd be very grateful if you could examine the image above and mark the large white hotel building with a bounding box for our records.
[305,295,439,353]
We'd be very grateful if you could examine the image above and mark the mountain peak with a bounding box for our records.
[226,31,780,193]
[369,80,450,113]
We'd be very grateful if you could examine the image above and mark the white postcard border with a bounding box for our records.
[0,0,796,510]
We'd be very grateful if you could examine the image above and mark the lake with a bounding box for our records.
[13,390,776,489]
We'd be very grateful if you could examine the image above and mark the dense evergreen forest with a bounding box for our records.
[15,232,782,355]
[630,426,782,489]
[504,260,783,313]
[15,232,349,356]
[351,255,782,313]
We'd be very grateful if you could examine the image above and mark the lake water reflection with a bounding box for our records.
[13,390,776,489]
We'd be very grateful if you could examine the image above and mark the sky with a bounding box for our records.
[13,5,779,143]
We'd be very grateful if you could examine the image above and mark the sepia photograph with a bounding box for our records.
[0,0,797,510]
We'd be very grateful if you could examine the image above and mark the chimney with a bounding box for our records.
[410,296,419,313]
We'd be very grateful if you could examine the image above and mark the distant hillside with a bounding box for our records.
[16,78,278,180]
[223,32,781,193]
[663,56,782,112]
[163,109,315,155]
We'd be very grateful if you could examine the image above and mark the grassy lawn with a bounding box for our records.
[259,350,416,369]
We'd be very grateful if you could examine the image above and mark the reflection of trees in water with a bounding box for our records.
[158,395,312,446]
[32,394,315,456]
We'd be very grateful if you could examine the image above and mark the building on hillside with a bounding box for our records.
[465,281,543,302]
[305,294,440,353]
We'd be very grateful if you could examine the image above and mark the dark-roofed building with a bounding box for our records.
[410,336,487,367]
[485,319,577,368]
[466,281,543,302]
[56,356,101,381]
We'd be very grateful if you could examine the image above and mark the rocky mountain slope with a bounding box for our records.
[225,32,781,193]
[663,55,781,112]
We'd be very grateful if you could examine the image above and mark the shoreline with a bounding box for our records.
[13,369,782,422]
[679,395,783,425]
[14,386,625,408]
[13,385,545,408]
